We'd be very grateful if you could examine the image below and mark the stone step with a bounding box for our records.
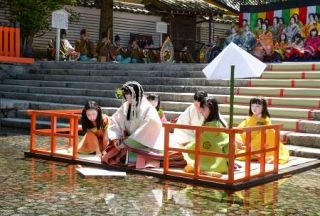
[267,62,320,71]
[37,61,207,71]
[3,88,319,121]
[286,145,320,158]
[218,104,320,120]
[2,82,320,109]
[237,87,320,97]
[30,68,206,78]
[0,91,122,107]
[14,73,249,87]
[1,80,232,94]
[282,131,320,148]
[249,79,320,88]
[261,71,320,79]
[159,101,320,120]
[211,94,320,109]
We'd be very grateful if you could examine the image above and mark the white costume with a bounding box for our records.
[108,96,162,143]
[108,81,164,161]
[174,104,204,146]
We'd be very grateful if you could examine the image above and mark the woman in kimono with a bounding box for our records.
[301,13,320,38]
[304,28,320,59]
[147,94,167,123]
[236,97,289,164]
[285,33,305,60]
[183,98,229,176]
[273,33,288,62]
[77,100,109,156]
[239,24,256,53]
[102,81,161,165]
[224,26,241,47]
[283,16,300,43]
[269,17,280,39]
[253,23,274,61]
[253,18,263,37]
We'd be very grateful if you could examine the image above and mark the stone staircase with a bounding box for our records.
[0,61,319,158]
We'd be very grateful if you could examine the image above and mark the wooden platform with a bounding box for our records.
[24,151,320,191]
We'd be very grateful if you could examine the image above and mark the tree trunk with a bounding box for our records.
[99,0,113,42]
[22,34,34,57]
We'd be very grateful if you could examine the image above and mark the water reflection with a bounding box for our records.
[1,132,320,215]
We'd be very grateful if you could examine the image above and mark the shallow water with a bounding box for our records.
[0,131,319,216]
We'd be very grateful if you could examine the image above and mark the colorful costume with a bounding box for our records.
[301,22,320,38]
[273,40,288,61]
[79,114,109,153]
[75,38,95,61]
[253,31,274,61]
[224,33,242,48]
[96,40,115,62]
[283,23,300,43]
[237,115,289,164]
[239,30,256,53]
[304,35,320,57]
[285,38,305,60]
[183,120,229,174]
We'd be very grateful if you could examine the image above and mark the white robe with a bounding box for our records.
[173,104,228,146]
[173,104,204,146]
[108,97,162,150]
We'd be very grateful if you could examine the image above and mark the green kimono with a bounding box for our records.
[183,120,229,174]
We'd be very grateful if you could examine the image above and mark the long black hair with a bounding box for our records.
[81,100,103,131]
[121,81,144,120]
[201,98,226,127]
[249,96,270,118]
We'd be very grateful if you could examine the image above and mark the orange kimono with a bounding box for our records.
[254,31,274,61]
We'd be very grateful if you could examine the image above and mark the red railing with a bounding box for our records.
[28,109,282,186]
[0,22,34,64]
[28,109,82,159]
[162,123,281,185]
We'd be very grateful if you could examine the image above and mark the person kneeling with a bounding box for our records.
[183,98,229,177]
[77,101,109,156]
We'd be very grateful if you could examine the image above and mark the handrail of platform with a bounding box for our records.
[28,109,82,159]
[0,22,34,64]
[162,123,281,185]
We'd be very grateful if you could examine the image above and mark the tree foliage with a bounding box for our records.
[0,0,77,56]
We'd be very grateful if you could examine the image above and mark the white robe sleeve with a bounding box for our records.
[173,104,204,146]
[108,105,126,140]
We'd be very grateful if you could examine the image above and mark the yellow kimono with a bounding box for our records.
[237,115,289,164]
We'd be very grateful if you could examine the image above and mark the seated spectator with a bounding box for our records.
[143,39,159,63]
[285,33,305,61]
[253,22,274,61]
[239,24,256,53]
[224,25,242,47]
[96,31,115,62]
[304,28,320,59]
[61,30,80,61]
[273,33,289,62]
[179,42,195,63]
[284,16,300,43]
[113,35,131,64]
[75,29,95,61]
[127,38,144,63]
